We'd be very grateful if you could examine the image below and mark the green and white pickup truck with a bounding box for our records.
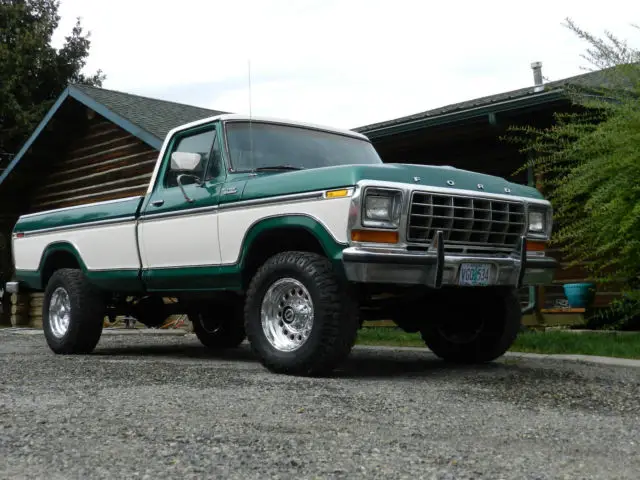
[6,113,557,375]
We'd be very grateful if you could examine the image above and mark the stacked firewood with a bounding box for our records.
[9,292,44,328]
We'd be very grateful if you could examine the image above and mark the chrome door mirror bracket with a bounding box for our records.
[177,174,203,203]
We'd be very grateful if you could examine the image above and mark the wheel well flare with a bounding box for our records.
[242,227,326,287]
[41,248,82,287]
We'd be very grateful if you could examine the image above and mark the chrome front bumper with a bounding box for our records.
[341,235,557,288]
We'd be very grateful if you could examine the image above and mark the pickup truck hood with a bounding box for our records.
[239,163,543,201]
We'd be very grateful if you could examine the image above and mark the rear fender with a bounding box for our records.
[17,242,88,290]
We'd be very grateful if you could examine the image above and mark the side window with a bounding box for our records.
[204,133,222,181]
[163,128,216,188]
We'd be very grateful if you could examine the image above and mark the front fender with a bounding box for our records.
[237,214,347,270]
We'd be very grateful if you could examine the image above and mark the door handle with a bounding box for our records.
[151,200,164,207]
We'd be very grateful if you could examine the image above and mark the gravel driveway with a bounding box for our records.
[0,328,638,480]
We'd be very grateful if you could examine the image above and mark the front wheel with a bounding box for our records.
[42,268,105,354]
[244,251,359,376]
[420,287,522,363]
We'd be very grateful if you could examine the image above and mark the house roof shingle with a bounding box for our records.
[0,83,228,186]
[353,67,620,135]
[72,84,227,141]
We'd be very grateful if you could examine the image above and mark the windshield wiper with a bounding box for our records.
[253,165,304,172]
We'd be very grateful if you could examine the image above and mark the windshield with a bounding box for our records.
[224,121,383,171]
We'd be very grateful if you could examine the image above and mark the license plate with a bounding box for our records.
[458,263,491,286]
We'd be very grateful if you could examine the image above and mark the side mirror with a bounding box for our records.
[171,151,202,171]
[171,152,204,202]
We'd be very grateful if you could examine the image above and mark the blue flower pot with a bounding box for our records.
[563,283,596,308]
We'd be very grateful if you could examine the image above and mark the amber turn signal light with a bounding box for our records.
[325,189,350,198]
[351,229,399,244]
[526,240,547,252]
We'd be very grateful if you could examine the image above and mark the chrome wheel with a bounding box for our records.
[49,287,71,338]
[260,278,314,352]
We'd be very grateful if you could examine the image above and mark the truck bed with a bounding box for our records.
[12,196,146,290]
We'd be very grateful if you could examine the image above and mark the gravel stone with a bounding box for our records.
[0,329,638,479]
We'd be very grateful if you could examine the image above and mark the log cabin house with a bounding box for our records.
[0,66,616,327]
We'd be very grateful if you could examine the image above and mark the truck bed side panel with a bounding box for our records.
[14,196,144,233]
[13,196,145,285]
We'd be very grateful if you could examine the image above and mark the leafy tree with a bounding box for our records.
[507,19,640,327]
[0,0,105,159]
[0,1,103,317]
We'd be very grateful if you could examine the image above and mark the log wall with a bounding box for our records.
[539,247,622,309]
[27,113,159,213]
[11,110,161,326]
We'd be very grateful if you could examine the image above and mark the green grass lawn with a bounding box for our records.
[356,327,640,359]
[356,327,426,348]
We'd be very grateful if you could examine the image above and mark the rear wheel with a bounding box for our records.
[43,268,105,354]
[244,251,359,376]
[420,287,522,363]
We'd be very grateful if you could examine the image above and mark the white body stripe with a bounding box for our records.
[138,212,221,268]
[13,195,352,275]
[14,222,140,271]
[218,196,351,264]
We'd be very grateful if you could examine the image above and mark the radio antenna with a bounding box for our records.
[248,59,254,170]
[248,59,253,119]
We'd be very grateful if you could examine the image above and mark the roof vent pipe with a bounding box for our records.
[531,61,544,92]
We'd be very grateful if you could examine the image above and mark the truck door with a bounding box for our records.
[138,122,224,291]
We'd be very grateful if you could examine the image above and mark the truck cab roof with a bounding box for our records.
[164,113,370,143]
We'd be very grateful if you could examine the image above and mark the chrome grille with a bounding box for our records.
[407,192,526,249]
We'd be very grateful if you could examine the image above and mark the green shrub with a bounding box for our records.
[506,20,640,326]
[585,298,640,331]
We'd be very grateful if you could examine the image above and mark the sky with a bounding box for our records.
[50,0,640,130]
